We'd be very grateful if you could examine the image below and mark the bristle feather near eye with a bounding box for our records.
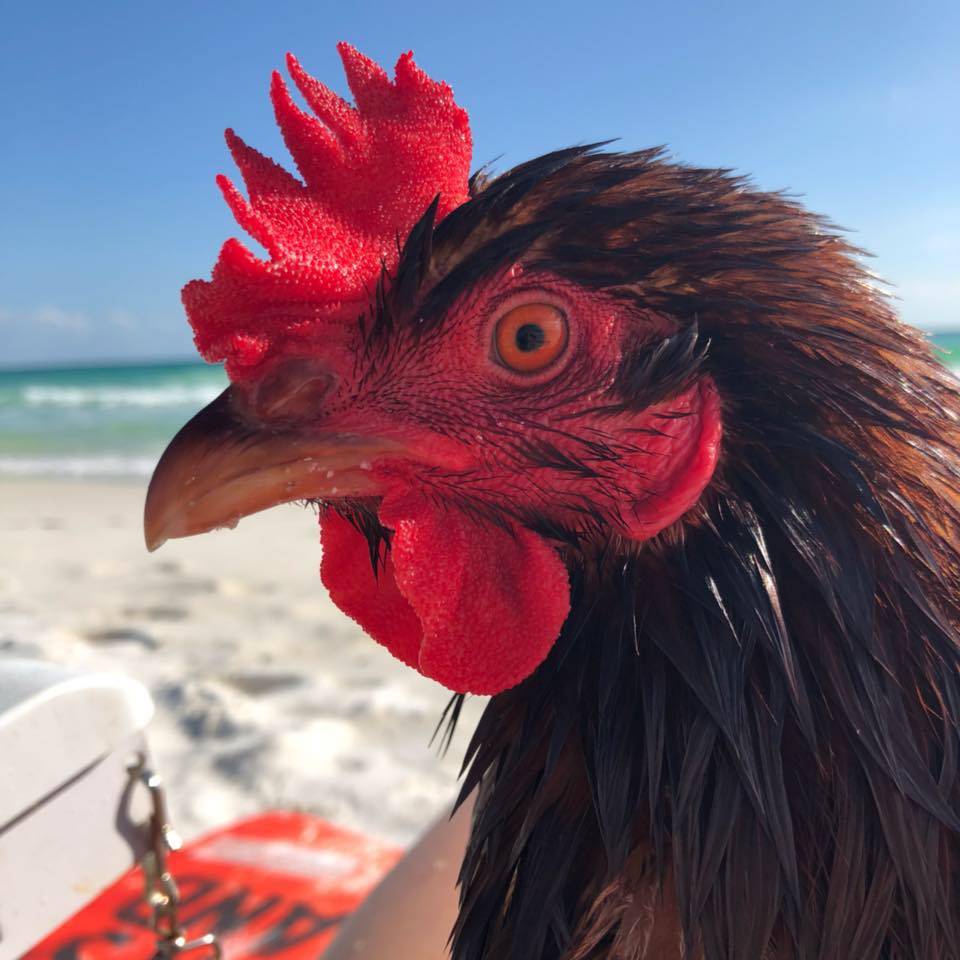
[609,322,710,413]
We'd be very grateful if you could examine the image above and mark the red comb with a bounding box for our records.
[183,44,472,379]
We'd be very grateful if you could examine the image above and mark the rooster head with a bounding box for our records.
[145,44,722,694]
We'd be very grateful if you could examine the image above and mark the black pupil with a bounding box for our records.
[515,323,546,352]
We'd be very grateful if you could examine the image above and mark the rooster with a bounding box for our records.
[145,45,960,960]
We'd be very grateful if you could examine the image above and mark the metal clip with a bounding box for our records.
[128,755,222,960]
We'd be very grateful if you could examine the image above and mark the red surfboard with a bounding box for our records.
[25,813,402,960]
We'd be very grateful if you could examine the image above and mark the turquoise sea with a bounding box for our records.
[1,337,959,480]
[0,361,227,479]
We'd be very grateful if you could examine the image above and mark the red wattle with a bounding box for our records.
[319,512,422,670]
[319,499,571,695]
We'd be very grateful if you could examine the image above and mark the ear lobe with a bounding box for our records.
[320,496,571,694]
[617,378,722,541]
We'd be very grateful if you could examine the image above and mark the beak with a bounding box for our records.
[144,386,398,551]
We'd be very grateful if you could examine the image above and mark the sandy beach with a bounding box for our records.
[0,480,485,846]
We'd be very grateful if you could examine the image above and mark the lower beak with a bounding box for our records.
[144,387,397,551]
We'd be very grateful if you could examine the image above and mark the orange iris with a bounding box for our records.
[494,303,569,374]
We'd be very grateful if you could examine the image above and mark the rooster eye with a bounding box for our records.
[494,303,569,374]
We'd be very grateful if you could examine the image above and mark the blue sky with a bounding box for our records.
[1,0,957,367]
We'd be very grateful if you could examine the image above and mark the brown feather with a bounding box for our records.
[400,147,960,959]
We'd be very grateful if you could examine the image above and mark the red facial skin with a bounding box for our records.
[240,266,720,537]
[238,265,722,695]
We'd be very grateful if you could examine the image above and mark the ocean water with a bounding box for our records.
[1,337,958,480]
[0,361,227,479]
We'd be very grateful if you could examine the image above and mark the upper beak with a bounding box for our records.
[144,385,398,551]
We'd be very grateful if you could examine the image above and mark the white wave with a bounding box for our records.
[21,384,223,409]
[0,455,158,478]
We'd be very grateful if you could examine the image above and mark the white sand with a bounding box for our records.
[0,480,486,846]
